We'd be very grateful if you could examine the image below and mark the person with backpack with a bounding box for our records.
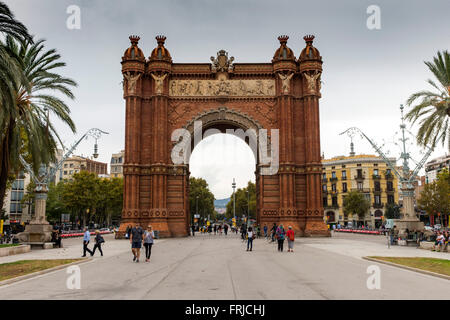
[286,226,295,252]
[276,224,286,252]
[92,230,105,256]
[143,225,155,262]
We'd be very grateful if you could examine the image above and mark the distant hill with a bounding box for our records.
[214,198,230,208]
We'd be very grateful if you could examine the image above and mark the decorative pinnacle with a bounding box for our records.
[156,35,166,46]
[303,34,315,44]
[129,35,140,46]
[278,35,289,45]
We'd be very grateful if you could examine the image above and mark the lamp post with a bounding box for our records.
[341,105,433,236]
[232,178,236,221]
[246,190,250,227]
[17,128,108,245]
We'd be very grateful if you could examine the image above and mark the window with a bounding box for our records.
[374,195,381,204]
[323,198,328,207]
[70,163,73,168]
[11,191,23,201]
[342,170,347,179]
[322,184,327,192]
[387,181,393,191]
[357,182,363,190]
[374,169,379,176]
[331,171,336,178]
[69,170,73,175]
[387,195,394,204]
[365,194,371,202]
[322,173,326,179]
[64,171,67,175]
[357,169,363,177]
[386,169,391,175]
[64,164,68,168]
[342,182,347,192]
[331,184,336,192]
[332,197,338,206]
[374,181,380,191]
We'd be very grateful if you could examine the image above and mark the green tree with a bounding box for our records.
[96,178,123,226]
[343,190,370,222]
[189,177,215,221]
[384,202,400,219]
[418,168,450,225]
[226,181,256,219]
[0,34,77,211]
[405,50,450,151]
[62,171,99,227]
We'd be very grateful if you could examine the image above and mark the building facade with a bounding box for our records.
[425,154,450,183]
[322,154,399,228]
[110,150,124,178]
[61,155,108,180]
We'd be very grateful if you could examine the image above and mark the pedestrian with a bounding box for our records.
[286,226,295,252]
[246,227,254,251]
[433,231,445,252]
[240,223,247,241]
[92,230,105,256]
[130,224,144,262]
[224,224,228,235]
[143,225,154,262]
[389,226,396,245]
[271,223,277,242]
[263,224,268,238]
[276,224,286,252]
[214,224,217,235]
[82,227,93,257]
[125,224,132,239]
[191,224,195,236]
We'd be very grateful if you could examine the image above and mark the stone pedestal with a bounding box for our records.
[17,190,53,246]
[394,185,424,238]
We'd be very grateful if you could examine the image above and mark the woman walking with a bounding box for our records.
[144,225,155,262]
[246,227,254,251]
[286,226,295,252]
[276,224,286,252]
[92,230,105,256]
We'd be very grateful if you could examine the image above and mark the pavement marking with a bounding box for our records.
[362,257,450,281]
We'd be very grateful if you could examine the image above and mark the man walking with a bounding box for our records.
[82,227,93,257]
[130,224,144,262]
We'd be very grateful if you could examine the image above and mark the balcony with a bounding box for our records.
[351,188,370,193]
[330,177,338,182]
[354,174,365,180]
[372,174,381,180]
[372,188,383,193]
[341,176,347,180]
[325,204,339,209]
[330,190,339,195]
[386,188,395,193]
[373,203,384,208]
[322,178,328,183]
[385,173,394,180]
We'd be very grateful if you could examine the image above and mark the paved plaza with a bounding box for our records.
[0,232,448,300]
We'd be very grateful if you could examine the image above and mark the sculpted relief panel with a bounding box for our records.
[169,79,276,97]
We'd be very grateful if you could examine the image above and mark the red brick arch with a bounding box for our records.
[118,35,330,237]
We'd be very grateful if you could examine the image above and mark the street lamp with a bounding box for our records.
[246,190,250,227]
[232,178,236,220]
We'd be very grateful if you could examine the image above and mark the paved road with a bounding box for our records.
[0,233,448,299]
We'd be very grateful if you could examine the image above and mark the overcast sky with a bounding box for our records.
[5,0,449,199]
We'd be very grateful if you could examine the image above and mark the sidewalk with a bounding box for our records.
[0,234,138,264]
[302,232,450,260]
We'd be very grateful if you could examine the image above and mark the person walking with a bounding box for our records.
[224,224,228,235]
[286,226,295,252]
[263,224,268,238]
[143,225,154,262]
[271,223,277,242]
[276,224,286,252]
[214,224,217,235]
[92,230,105,256]
[130,224,144,262]
[191,224,195,236]
[82,227,93,257]
[246,227,254,251]
[125,225,132,239]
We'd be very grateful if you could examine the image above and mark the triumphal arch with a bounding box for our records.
[119,34,329,237]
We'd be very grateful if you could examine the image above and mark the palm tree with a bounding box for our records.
[405,50,450,151]
[0,35,77,210]
[0,1,32,211]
